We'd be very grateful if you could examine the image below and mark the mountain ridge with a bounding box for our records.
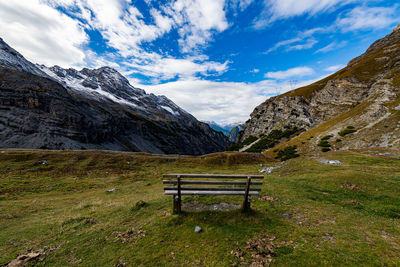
[0,38,230,155]
[239,24,400,155]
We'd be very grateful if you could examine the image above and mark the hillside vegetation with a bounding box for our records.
[1,150,400,266]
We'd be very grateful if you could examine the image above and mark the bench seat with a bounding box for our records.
[164,190,260,195]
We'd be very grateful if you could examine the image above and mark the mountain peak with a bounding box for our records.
[393,24,400,32]
[0,37,48,77]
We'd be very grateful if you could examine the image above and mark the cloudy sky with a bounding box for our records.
[0,0,399,125]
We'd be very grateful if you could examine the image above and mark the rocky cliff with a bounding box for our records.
[241,24,400,154]
[0,38,229,155]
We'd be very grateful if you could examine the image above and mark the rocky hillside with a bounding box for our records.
[0,38,229,155]
[240,24,400,155]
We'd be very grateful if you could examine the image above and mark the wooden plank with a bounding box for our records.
[163,180,263,185]
[164,190,260,195]
[163,174,264,179]
[164,187,262,191]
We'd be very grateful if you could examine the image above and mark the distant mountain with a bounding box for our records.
[204,121,243,137]
[227,124,246,142]
[0,37,229,154]
[239,24,400,154]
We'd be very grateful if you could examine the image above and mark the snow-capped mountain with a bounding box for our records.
[0,37,229,154]
[37,64,188,121]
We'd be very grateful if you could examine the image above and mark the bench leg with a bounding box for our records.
[242,195,251,212]
[242,177,252,213]
[173,195,181,214]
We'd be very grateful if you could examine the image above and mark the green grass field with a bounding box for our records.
[1,150,400,266]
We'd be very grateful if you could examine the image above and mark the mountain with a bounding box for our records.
[204,121,241,136]
[227,124,246,142]
[0,38,229,155]
[239,24,400,155]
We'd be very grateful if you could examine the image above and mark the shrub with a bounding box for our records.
[226,135,258,151]
[281,127,301,138]
[245,138,276,153]
[336,139,342,142]
[339,126,357,137]
[268,129,284,140]
[321,135,333,141]
[322,147,331,152]
[242,136,258,146]
[275,145,300,161]
[227,143,243,151]
[318,140,331,147]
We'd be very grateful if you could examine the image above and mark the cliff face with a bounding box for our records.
[241,24,400,153]
[0,39,230,155]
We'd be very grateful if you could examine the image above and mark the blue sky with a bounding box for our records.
[0,0,399,124]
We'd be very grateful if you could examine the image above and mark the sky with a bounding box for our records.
[0,0,399,125]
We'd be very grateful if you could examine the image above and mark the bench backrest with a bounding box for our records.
[163,174,263,196]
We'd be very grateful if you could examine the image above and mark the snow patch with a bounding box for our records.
[161,106,179,115]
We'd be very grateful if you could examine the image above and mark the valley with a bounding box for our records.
[1,149,400,266]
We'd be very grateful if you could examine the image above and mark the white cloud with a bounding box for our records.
[266,37,301,53]
[135,75,323,124]
[0,0,88,67]
[265,27,327,53]
[336,5,400,32]
[24,0,230,80]
[137,78,269,124]
[315,40,347,53]
[229,0,255,12]
[254,0,355,28]
[286,38,318,51]
[125,55,229,80]
[324,64,345,72]
[164,0,229,52]
[265,66,315,80]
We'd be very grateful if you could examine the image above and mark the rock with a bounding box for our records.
[259,164,282,174]
[316,159,342,165]
[7,249,43,267]
[37,160,48,165]
[107,188,117,192]
[195,226,202,233]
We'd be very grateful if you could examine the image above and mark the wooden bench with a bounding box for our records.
[163,174,264,213]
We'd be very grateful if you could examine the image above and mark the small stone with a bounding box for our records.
[316,158,342,165]
[37,160,48,166]
[145,164,150,167]
[195,226,202,233]
[259,163,283,174]
[107,188,117,192]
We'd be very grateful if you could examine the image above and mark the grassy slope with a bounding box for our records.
[1,150,400,266]
[280,40,400,100]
